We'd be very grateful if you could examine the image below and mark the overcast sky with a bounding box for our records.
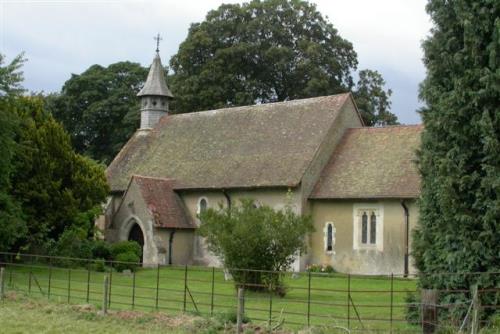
[1,0,431,124]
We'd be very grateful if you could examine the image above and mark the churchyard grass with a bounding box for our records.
[3,262,419,332]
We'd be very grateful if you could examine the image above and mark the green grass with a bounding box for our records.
[3,262,420,332]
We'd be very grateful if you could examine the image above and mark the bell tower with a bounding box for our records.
[137,34,173,129]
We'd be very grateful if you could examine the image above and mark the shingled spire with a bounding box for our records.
[138,35,173,129]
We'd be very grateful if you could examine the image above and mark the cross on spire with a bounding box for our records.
[154,33,162,53]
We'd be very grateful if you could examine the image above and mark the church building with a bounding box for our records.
[104,49,422,275]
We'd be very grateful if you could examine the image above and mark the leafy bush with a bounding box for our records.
[114,252,140,272]
[199,197,314,294]
[110,241,142,260]
[91,240,111,260]
[405,291,420,326]
[90,258,106,272]
[306,264,335,273]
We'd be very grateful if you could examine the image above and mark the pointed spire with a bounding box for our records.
[137,39,173,98]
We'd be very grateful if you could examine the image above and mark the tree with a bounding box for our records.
[199,199,314,293]
[169,0,358,112]
[0,54,27,251]
[413,0,499,295]
[47,62,148,164]
[10,96,109,251]
[353,69,398,126]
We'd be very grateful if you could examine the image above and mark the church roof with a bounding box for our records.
[107,93,356,192]
[137,53,174,98]
[310,125,422,199]
[131,175,195,229]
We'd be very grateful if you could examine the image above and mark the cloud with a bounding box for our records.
[1,0,431,123]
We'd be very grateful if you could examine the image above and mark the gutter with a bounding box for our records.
[401,200,409,277]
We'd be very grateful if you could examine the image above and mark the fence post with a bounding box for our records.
[471,284,479,334]
[183,265,188,312]
[86,263,91,303]
[210,267,215,316]
[421,289,438,334]
[47,259,52,300]
[28,255,33,294]
[237,287,245,334]
[67,268,71,303]
[9,254,13,286]
[108,263,113,308]
[0,267,5,300]
[102,275,109,315]
[307,271,311,327]
[132,270,136,310]
[390,273,394,333]
[347,274,351,329]
[155,264,160,310]
[268,282,273,329]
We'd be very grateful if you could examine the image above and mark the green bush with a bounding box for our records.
[91,240,111,260]
[114,252,140,272]
[306,264,335,273]
[198,197,314,295]
[90,258,106,272]
[110,241,142,260]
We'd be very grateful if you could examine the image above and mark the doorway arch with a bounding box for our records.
[128,223,144,263]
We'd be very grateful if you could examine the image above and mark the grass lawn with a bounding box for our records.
[3,262,420,332]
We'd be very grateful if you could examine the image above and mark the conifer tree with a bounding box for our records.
[413,0,499,292]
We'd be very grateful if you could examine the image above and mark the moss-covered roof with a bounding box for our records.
[107,94,353,192]
[310,125,422,199]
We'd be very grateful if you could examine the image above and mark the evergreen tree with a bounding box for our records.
[413,0,499,293]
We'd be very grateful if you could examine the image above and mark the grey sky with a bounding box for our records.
[1,0,431,124]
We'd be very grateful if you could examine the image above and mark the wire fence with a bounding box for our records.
[0,252,498,333]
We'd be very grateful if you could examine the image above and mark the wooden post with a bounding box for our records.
[471,285,479,334]
[237,287,244,334]
[421,289,438,334]
[102,275,109,315]
[0,267,5,300]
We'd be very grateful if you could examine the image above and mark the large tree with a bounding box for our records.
[353,69,397,126]
[10,97,109,251]
[170,0,393,122]
[413,0,499,292]
[0,54,26,251]
[47,62,148,164]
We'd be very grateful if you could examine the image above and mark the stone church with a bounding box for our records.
[103,50,422,275]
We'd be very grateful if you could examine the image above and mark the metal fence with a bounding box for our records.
[0,252,498,333]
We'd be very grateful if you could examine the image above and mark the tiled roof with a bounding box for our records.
[107,94,356,192]
[131,175,195,229]
[311,125,422,199]
[137,53,174,97]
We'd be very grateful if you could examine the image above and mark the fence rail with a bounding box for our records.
[0,252,498,333]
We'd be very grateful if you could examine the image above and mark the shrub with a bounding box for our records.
[114,251,140,272]
[306,264,335,274]
[199,197,314,294]
[90,258,106,272]
[110,241,142,260]
[91,240,111,260]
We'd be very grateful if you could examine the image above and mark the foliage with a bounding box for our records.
[9,97,109,252]
[47,62,148,164]
[91,240,112,260]
[110,240,142,260]
[306,264,335,273]
[170,0,395,126]
[353,69,398,126]
[413,0,500,318]
[0,54,27,251]
[198,198,314,292]
[0,53,26,96]
[114,252,140,272]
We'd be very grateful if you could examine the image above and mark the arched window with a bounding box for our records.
[370,212,377,244]
[361,212,368,244]
[324,222,335,253]
[327,224,333,251]
[197,197,208,215]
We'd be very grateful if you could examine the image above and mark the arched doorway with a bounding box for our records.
[128,223,144,263]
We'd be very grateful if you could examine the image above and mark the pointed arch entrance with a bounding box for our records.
[128,223,145,263]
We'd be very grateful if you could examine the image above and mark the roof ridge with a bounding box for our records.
[347,124,423,130]
[162,93,351,120]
